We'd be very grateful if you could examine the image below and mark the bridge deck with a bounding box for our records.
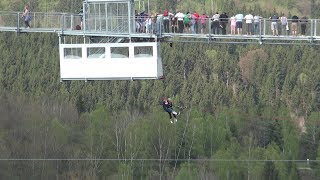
[0,11,320,45]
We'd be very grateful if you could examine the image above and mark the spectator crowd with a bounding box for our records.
[135,10,310,36]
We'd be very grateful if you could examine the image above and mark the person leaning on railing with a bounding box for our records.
[211,12,220,34]
[171,14,178,33]
[253,14,262,35]
[244,13,254,35]
[199,13,208,34]
[219,12,228,35]
[163,9,174,33]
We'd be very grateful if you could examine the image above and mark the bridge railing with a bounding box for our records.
[0,11,130,33]
[133,16,320,39]
[0,11,320,40]
[0,11,82,31]
[0,11,20,28]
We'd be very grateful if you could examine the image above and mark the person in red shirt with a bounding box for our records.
[163,9,174,33]
[193,12,200,33]
[199,13,208,34]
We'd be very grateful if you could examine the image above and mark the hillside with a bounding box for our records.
[0,31,319,178]
[0,0,319,179]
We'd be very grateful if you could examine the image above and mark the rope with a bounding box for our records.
[0,158,316,162]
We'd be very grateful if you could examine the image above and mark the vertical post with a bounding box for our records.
[105,2,108,32]
[263,19,266,36]
[128,1,132,35]
[94,3,97,31]
[17,12,20,34]
[158,16,162,37]
[99,4,101,31]
[315,19,317,36]
[259,19,262,44]
[71,14,74,30]
[143,1,145,11]
[58,35,62,82]
[33,12,35,28]
[310,19,313,37]
[83,2,86,32]
[208,18,211,43]
[61,13,65,35]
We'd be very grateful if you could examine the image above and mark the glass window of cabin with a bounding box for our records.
[134,46,153,58]
[87,47,106,59]
[110,47,129,58]
[64,48,82,59]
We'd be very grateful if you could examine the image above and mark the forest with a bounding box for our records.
[0,0,319,179]
[1,0,320,18]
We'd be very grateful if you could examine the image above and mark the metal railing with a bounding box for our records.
[148,17,319,37]
[1,11,320,43]
[0,11,131,34]
[0,11,81,31]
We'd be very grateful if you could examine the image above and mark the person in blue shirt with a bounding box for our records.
[235,13,244,35]
[269,14,279,36]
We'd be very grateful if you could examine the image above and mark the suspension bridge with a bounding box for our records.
[0,0,319,81]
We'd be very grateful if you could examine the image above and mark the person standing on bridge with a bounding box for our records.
[163,9,173,33]
[244,13,254,35]
[22,4,31,29]
[190,12,197,34]
[235,13,244,35]
[230,15,236,35]
[270,13,279,36]
[280,13,288,36]
[219,12,228,35]
[175,11,185,33]
[199,13,208,34]
[291,15,299,36]
[193,12,200,33]
[171,13,178,33]
[184,12,191,33]
[211,12,220,34]
[253,14,262,35]
[300,16,308,36]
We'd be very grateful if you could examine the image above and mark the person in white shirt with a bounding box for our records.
[253,15,262,35]
[244,13,254,35]
[175,11,185,33]
[211,12,220,34]
[280,13,288,35]
[145,15,152,33]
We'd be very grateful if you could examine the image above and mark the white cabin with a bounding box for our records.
[59,42,163,81]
